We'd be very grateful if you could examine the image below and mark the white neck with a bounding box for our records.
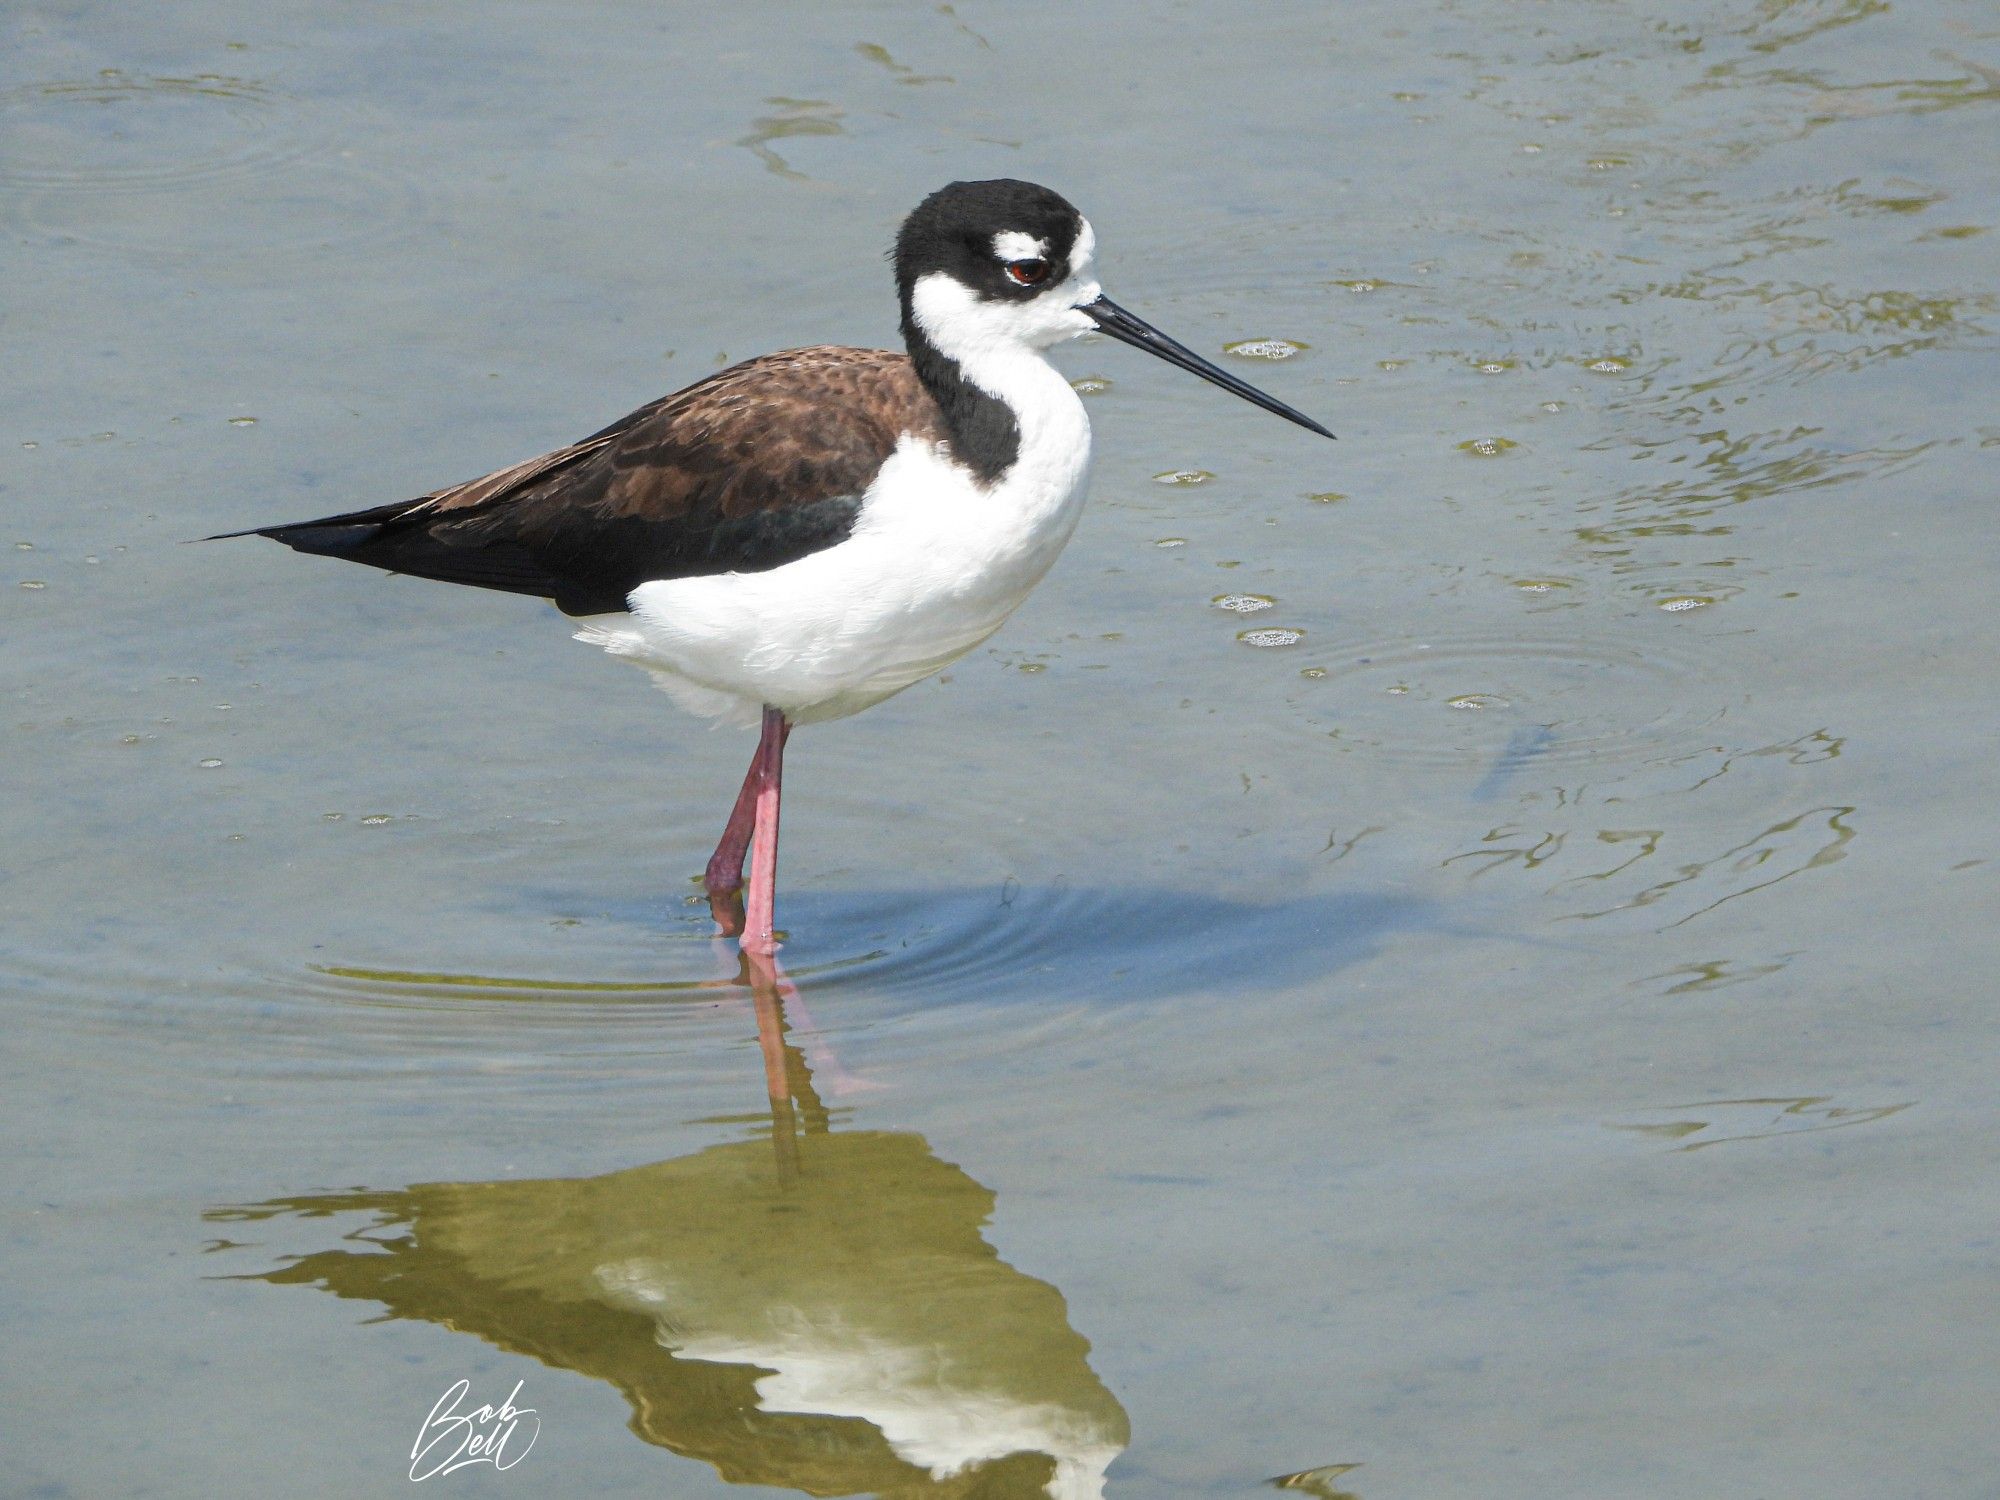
[908,271,1094,497]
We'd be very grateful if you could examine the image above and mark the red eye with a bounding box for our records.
[1005,257,1053,287]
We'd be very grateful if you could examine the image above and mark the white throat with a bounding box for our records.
[913,277,1088,492]
[907,263,1101,486]
[911,269,1090,365]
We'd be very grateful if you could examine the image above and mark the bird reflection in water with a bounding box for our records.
[1269,1461,1364,1499]
[208,951,1130,1498]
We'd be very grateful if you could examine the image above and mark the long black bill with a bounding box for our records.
[1081,296,1335,440]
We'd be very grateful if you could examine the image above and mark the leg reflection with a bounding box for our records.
[742,947,830,1179]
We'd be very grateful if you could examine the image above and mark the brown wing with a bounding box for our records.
[229,347,944,615]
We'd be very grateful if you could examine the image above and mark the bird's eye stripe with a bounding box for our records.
[1005,258,1053,286]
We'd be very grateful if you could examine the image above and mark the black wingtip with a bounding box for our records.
[204,519,389,554]
[198,525,272,542]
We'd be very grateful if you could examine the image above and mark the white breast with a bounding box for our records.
[575,356,1091,727]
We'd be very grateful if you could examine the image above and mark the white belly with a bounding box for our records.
[575,407,1091,727]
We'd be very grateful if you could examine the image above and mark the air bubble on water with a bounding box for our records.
[1386,684,1410,695]
[1307,491,1347,504]
[1300,666,1328,679]
[1377,358,1405,370]
[1658,595,1713,612]
[1541,401,1565,412]
[1155,537,1187,548]
[120,734,142,745]
[1475,359,1516,374]
[1446,694,1510,710]
[1521,143,1544,153]
[198,757,223,768]
[1213,593,1276,614]
[323,812,343,821]
[1586,357,1629,373]
[1340,280,1379,293]
[1224,338,1307,360]
[14,542,30,550]
[20,580,47,589]
[360,814,393,825]
[1458,436,1518,457]
[228,416,258,427]
[1238,627,1304,648]
[1154,469,1215,486]
[1070,376,1113,394]
[1513,578,1569,594]
[1017,662,1046,673]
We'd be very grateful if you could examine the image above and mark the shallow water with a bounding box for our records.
[5,1,1998,1495]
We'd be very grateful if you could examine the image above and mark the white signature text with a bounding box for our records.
[410,1378,540,1481]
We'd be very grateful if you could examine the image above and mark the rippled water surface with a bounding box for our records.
[6,1,1998,1496]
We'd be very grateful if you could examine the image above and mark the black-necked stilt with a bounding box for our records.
[219,179,1333,955]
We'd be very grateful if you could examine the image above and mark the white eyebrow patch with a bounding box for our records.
[992,230,1050,262]
[1070,218,1096,274]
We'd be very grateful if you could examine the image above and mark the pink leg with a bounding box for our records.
[742,706,790,957]
[703,736,767,936]
[706,746,764,894]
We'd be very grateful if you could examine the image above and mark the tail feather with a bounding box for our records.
[207,499,568,602]
[203,498,415,547]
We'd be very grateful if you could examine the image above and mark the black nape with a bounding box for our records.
[900,323,1021,484]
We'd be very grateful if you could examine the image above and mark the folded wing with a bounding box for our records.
[222,347,939,616]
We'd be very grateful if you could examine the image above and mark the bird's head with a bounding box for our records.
[894,178,1333,439]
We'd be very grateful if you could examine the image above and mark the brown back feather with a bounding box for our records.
[254,348,947,614]
[427,346,940,525]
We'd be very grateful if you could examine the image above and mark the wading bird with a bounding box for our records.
[221,179,1332,954]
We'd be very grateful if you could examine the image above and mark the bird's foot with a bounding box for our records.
[707,885,746,938]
